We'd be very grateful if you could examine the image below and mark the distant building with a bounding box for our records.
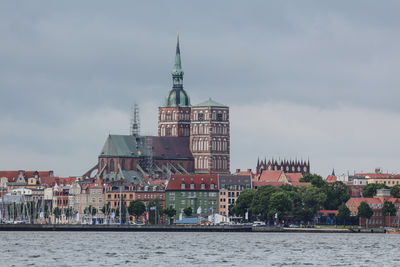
[256,159,310,175]
[346,189,400,227]
[165,174,219,220]
[218,174,251,218]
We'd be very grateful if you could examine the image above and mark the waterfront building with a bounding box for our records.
[346,189,400,227]
[218,174,251,218]
[104,182,165,223]
[165,174,219,220]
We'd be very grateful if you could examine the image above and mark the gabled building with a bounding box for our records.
[165,174,219,220]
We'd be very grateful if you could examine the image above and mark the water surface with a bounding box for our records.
[1,232,398,266]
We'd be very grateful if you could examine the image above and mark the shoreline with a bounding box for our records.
[0,224,386,233]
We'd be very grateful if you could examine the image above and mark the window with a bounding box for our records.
[181,184,185,189]
[217,113,223,121]
[201,184,205,189]
[181,200,185,205]
[190,184,195,189]
[198,113,204,121]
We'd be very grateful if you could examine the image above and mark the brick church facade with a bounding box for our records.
[95,35,230,182]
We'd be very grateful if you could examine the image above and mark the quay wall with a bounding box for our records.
[0,224,386,233]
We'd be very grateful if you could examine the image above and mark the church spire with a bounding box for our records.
[172,34,184,85]
[163,34,191,107]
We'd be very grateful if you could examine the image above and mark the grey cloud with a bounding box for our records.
[1,1,400,176]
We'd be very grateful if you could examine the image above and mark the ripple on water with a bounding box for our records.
[1,232,400,266]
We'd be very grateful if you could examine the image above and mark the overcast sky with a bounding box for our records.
[1,1,400,177]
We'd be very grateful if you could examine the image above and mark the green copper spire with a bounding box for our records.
[164,34,191,107]
[172,34,184,78]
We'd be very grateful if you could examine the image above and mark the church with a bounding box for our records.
[92,36,231,182]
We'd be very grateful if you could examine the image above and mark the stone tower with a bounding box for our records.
[158,35,191,137]
[190,99,230,174]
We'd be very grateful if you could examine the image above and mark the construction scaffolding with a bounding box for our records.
[130,103,140,136]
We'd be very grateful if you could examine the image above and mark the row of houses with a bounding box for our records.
[0,167,307,224]
[325,168,400,227]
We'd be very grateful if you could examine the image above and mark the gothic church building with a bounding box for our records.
[96,36,230,181]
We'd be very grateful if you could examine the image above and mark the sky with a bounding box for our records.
[1,1,400,177]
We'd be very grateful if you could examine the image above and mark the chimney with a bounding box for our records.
[247,169,252,172]
[236,169,240,173]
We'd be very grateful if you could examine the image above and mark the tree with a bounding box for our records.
[148,198,163,224]
[337,203,351,226]
[358,201,373,228]
[390,185,400,198]
[362,183,388,197]
[163,206,177,224]
[65,207,74,223]
[53,207,62,223]
[293,186,327,224]
[268,191,292,221]
[322,182,350,210]
[382,200,397,227]
[231,189,255,220]
[128,201,146,222]
[299,174,326,188]
[183,207,193,217]
[250,185,277,222]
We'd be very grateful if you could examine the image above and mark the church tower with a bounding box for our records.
[158,35,191,137]
[190,99,230,174]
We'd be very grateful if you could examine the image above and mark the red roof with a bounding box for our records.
[326,175,337,183]
[346,197,382,207]
[355,173,400,179]
[286,173,303,183]
[167,174,218,191]
[253,181,284,188]
[0,170,54,182]
[257,170,283,182]
[318,209,339,216]
[234,169,256,179]
[291,182,311,187]
[149,179,167,185]
[40,176,77,187]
